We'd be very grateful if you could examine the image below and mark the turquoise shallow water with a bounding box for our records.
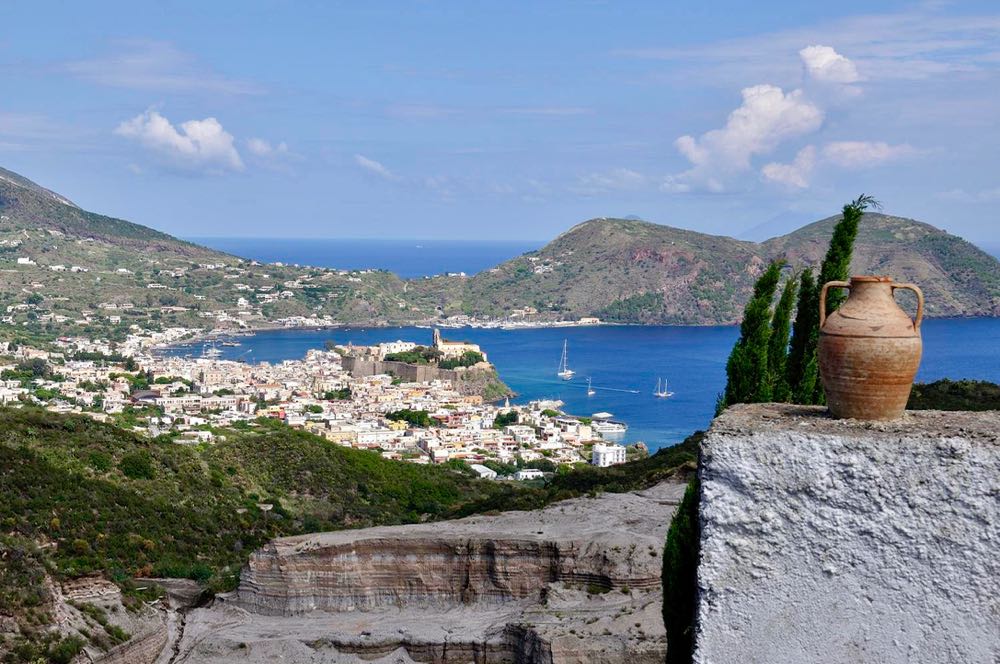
[163,318,1000,451]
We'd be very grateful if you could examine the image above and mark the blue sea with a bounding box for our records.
[186,238,541,278]
[163,318,1000,452]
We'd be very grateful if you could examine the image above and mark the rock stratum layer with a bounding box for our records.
[696,404,1000,664]
[173,481,686,663]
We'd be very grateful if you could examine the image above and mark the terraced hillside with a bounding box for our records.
[0,167,436,341]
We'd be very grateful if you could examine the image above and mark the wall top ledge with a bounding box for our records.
[712,403,999,442]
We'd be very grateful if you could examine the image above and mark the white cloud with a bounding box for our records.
[800,45,861,83]
[573,168,648,194]
[114,109,244,173]
[821,141,915,167]
[615,8,1000,84]
[938,187,1000,203]
[659,177,693,194]
[64,40,263,95]
[354,154,398,180]
[669,84,823,190]
[246,138,289,157]
[761,145,817,188]
[761,141,915,190]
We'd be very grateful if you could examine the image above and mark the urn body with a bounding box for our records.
[818,276,923,420]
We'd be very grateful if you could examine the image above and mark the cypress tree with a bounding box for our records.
[817,194,878,320]
[718,260,784,413]
[786,194,880,404]
[767,276,798,402]
[786,268,817,402]
[662,479,700,664]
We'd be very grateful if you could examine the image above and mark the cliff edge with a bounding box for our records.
[173,481,687,663]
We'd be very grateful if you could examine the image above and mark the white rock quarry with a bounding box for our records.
[171,481,687,663]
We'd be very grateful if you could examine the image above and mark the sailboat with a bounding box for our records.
[557,340,575,380]
[586,377,596,396]
[654,378,674,398]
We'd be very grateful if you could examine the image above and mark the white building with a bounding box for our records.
[513,468,544,481]
[379,340,418,358]
[592,443,627,467]
[469,464,498,480]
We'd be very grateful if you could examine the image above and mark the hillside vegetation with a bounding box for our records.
[450,215,1000,324]
[1,165,997,336]
[907,379,1000,411]
[0,408,528,590]
[0,168,434,341]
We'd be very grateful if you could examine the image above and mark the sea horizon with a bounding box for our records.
[189,235,1000,277]
[187,236,543,279]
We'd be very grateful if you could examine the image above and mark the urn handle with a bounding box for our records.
[819,280,851,329]
[892,282,925,330]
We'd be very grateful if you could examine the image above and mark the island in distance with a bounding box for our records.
[0,164,997,340]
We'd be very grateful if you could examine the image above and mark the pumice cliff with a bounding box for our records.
[171,481,687,663]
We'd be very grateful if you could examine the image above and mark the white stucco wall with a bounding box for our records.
[695,404,1000,664]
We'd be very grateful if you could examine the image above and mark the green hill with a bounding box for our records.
[0,167,434,340]
[448,215,1000,324]
[764,214,1000,320]
[1,165,997,334]
[0,408,529,589]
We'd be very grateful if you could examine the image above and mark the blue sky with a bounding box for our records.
[2,1,999,246]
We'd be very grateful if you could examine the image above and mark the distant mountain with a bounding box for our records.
[447,215,1000,324]
[980,242,1000,260]
[764,214,1000,320]
[0,166,424,337]
[0,166,77,208]
[0,164,997,335]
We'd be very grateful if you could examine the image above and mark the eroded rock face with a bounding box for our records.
[176,482,686,663]
[233,536,656,615]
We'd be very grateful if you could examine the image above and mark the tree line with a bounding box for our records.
[717,194,879,413]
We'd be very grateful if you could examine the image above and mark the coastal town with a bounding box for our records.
[0,325,638,477]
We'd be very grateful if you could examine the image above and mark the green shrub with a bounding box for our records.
[492,411,518,429]
[118,451,154,480]
[386,409,432,427]
[662,479,700,664]
[908,379,1000,411]
[88,451,113,473]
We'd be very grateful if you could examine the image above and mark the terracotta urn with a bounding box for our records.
[818,276,924,420]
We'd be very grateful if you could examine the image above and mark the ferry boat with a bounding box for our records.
[590,411,627,435]
[557,340,575,380]
[654,378,674,398]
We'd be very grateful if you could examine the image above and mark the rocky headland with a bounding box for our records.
[170,481,687,663]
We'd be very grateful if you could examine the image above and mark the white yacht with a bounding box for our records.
[557,339,575,380]
[590,411,627,435]
[654,378,674,398]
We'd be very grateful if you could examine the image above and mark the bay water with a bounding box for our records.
[165,318,1000,451]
